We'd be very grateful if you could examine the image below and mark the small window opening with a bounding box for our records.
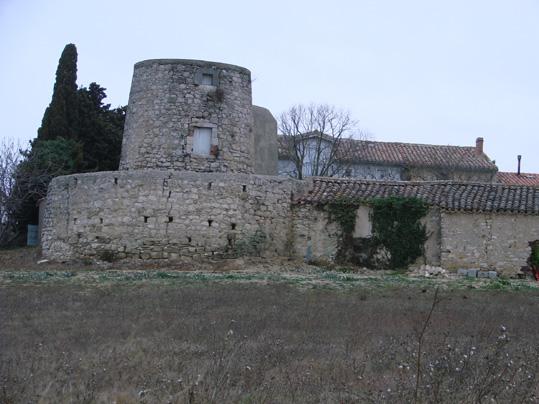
[242,185,247,192]
[231,223,236,230]
[208,219,213,227]
[201,73,213,85]
[73,218,78,224]
[228,238,233,247]
[100,218,103,224]
[208,182,212,190]
[168,216,173,223]
[114,177,118,185]
[144,216,149,223]
[192,127,213,156]
[187,236,192,243]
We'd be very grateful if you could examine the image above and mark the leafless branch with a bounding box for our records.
[278,103,366,179]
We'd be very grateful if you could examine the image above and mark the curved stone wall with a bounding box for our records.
[41,171,301,261]
[120,59,254,173]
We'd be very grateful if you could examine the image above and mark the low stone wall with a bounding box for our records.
[293,205,341,262]
[292,204,441,268]
[41,171,302,261]
[440,211,539,274]
[42,172,539,275]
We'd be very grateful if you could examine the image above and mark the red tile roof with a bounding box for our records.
[278,136,497,172]
[497,172,539,187]
[296,177,539,214]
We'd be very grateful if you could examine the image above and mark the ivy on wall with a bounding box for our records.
[326,196,428,269]
[326,198,360,235]
[370,197,428,268]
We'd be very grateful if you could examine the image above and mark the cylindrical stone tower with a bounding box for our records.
[119,59,254,173]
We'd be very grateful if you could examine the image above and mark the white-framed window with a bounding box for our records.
[192,127,213,156]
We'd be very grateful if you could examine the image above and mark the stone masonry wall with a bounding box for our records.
[293,205,341,262]
[406,167,496,182]
[120,59,254,173]
[292,204,441,267]
[440,211,539,274]
[41,171,302,261]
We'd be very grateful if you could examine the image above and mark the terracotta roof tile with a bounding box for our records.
[296,177,539,214]
[278,136,497,172]
[497,172,539,187]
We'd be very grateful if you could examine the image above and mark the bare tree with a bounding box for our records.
[278,103,366,179]
[0,139,22,245]
[0,137,80,246]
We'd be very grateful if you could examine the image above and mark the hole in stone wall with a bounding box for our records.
[208,182,212,190]
[114,178,118,185]
[187,236,192,243]
[208,220,213,227]
[100,218,103,224]
[231,223,236,230]
[242,185,247,192]
[144,216,149,223]
[73,218,78,224]
[168,216,173,223]
[228,238,233,246]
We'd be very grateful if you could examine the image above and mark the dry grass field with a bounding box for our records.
[1,248,539,403]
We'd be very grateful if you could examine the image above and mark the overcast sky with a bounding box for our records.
[1,0,538,172]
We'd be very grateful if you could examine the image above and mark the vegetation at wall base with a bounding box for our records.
[327,196,428,269]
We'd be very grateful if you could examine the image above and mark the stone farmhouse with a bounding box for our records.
[278,135,498,182]
[41,59,539,275]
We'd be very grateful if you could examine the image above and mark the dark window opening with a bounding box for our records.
[114,177,118,185]
[208,220,213,227]
[100,218,103,224]
[187,236,192,243]
[231,223,236,230]
[168,216,173,223]
[201,73,214,85]
[208,182,212,190]
[144,216,149,223]
[242,185,247,192]
[73,218,77,224]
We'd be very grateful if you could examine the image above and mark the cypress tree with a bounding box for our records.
[37,43,79,141]
[77,83,126,171]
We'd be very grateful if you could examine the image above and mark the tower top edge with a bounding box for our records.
[134,59,251,74]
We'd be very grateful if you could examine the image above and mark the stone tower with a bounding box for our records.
[119,59,254,173]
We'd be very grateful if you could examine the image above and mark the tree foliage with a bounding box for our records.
[77,83,126,171]
[37,44,79,142]
[3,44,126,244]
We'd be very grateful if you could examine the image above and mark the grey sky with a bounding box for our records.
[1,0,538,172]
